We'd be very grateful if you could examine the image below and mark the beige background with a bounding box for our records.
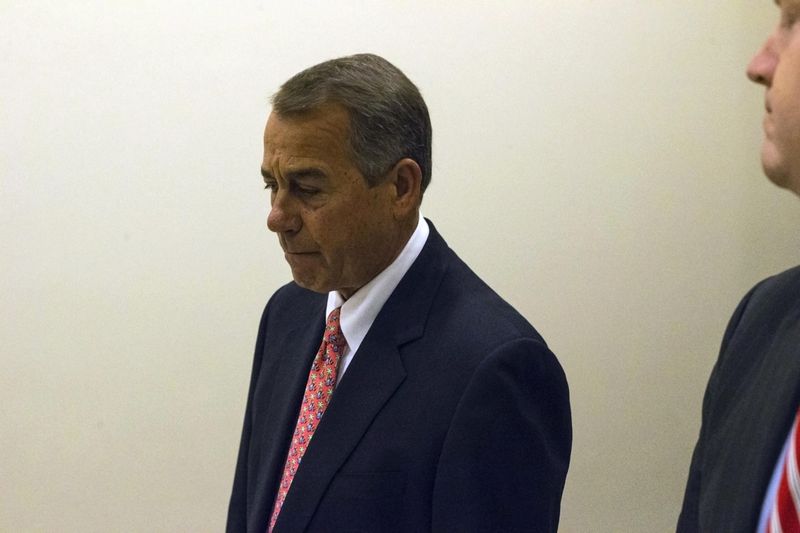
[3,1,800,531]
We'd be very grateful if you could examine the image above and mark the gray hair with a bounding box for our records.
[271,53,433,194]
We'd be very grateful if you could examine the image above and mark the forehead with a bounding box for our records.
[265,105,351,152]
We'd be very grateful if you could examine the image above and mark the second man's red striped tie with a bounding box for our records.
[768,409,800,533]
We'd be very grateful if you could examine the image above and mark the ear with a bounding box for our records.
[388,157,423,217]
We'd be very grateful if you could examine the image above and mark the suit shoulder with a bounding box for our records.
[260,282,326,327]
[747,264,800,306]
[429,248,549,354]
[711,264,800,396]
[725,264,800,339]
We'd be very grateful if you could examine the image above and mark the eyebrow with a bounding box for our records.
[260,167,327,182]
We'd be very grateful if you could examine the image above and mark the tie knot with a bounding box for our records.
[324,307,346,347]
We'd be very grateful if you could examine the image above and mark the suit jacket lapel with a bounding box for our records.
[274,338,407,532]
[274,222,450,533]
[707,310,800,530]
[248,298,325,533]
[731,337,800,525]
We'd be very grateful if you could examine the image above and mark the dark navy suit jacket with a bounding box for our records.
[678,265,800,532]
[227,222,572,532]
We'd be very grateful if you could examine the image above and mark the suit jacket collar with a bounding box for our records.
[273,221,451,532]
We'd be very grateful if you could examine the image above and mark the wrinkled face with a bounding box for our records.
[261,105,403,298]
[747,0,800,194]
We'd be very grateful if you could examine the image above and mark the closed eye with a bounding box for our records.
[293,184,320,196]
[260,167,327,201]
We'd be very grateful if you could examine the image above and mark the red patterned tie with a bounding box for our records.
[268,308,346,533]
[768,409,800,533]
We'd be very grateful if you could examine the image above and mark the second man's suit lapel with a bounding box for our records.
[704,304,800,530]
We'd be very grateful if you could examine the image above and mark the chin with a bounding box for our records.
[761,146,790,189]
[761,165,800,197]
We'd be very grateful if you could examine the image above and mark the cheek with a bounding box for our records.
[775,100,800,144]
[300,209,328,240]
[331,218,377,268]
[775,59,800,118]
[308,215,349,261]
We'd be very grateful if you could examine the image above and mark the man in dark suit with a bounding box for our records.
[678,4,800,531]
[226,53,571,532]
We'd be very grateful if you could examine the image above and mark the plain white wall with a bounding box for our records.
[3,1,800,531]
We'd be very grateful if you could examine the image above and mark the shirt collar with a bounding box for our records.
[326,216,430,355]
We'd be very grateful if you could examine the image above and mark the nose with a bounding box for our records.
[747,35,777,86]
[267,191,301,234]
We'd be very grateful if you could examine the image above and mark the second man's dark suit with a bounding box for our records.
[227,222,572,532]
[678,265,800,532]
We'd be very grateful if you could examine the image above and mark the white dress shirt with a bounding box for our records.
[757,431,791,532]
[326,216,429,384]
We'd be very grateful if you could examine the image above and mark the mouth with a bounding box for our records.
[283,250,321,265]
[279,237,318,256]
[762,115,772,138]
